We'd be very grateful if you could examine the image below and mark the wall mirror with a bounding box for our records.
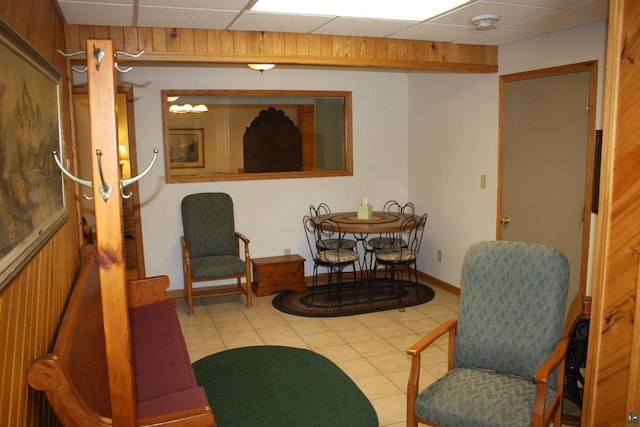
[161,89,353,182]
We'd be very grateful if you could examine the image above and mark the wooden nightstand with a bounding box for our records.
[252,255,307,296]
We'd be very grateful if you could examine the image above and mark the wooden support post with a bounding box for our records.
[86,39,138,426]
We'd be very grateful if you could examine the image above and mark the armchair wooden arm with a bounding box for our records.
[235,232,251,263]
[532,337,570,427]
[406,317,458,427]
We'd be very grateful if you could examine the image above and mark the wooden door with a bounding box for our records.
[498,62,597,317]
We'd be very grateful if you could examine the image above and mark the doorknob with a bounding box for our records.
[500,216,511,225]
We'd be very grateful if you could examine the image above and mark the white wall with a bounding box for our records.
[74,20,607,293]
[407,19,608,288]
[116,66,409,290]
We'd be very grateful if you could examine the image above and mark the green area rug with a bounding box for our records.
[272,279,435,317]
[192,346,378,427]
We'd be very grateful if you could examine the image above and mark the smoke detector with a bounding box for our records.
[470,13,501,30]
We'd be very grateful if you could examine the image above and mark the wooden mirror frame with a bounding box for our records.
[161,89,353,183]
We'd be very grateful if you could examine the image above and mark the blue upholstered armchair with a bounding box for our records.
[181,193,252,315]
[407,240,570,427]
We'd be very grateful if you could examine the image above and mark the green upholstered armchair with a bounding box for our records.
[181,192,252,315]
[407,240,570,427]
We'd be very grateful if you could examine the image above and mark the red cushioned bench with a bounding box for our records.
[27,245,215,427]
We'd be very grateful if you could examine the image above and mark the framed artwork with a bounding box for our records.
[168,129,205,168]
[0,18,67,290]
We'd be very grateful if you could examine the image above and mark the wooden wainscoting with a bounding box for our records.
[0,220,80,427]
[0,0,80,426]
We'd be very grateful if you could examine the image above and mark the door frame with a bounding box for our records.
[72,85,146,277]
[497,60,598,317]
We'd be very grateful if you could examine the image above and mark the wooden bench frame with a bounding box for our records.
[27,246,215,427]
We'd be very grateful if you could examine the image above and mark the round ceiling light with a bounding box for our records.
[248,63,276,72]
[470,13,501,30]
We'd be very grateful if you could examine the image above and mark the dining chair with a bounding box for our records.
[309,203,357,251]
[180,192,252,315]
[303,215,360,308]
[406,240,570,427]
[371,213,427,307]
[366,201,416,279]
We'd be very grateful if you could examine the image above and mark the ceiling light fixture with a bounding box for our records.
[470,14,501,30]
[169,104,209,114]
[248,63,276,72]
[251,0,471,22]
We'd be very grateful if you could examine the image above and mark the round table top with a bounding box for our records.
[314,211,419,234]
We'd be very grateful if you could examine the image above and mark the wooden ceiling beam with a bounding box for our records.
[64,25,498,73]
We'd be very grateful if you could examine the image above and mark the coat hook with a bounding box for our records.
[54,148,157,202]
[57,49,86,58]
[57,49,89,73]
[120,183,133,199]
[52,151,94,199]
[114,50,145,73]
[92,45,105,71]
[121,148,159,191]
[94,150,113,201]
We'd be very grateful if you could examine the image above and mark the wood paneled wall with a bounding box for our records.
[583,0,640,423]
[0,1,80,426]
[64,25,498,72]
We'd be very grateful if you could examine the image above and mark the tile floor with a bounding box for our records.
[175,281,459,427]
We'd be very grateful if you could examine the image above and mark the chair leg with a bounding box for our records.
[310,264,319,303]
[241,275,253,308]
[185,277,194,315]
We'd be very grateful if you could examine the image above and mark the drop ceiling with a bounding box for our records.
[56,0,608,46]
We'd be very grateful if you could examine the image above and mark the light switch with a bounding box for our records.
[481,174,487,189]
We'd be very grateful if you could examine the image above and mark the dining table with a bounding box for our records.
[312,211,421,275]
[313,211,420,234]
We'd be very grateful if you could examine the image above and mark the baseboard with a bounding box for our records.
[415,271,460,297]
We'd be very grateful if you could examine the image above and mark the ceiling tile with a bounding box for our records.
[137,6,238,29]
[313,17,418,38]
[59,0,132,4]
[138,0,251,11]
[432,1,554,27]
[568,0,609,14]
[230,11,333,33]
[506,9,606,32]
[455,27,541,45]
[57,1,133,26]
[482,0,591,7]
[391,23,477,42]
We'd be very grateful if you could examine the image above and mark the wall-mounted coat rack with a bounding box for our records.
[55,45,156,201]
[53,148,158,201]
[58,45,145,73]
[58,38,143,425]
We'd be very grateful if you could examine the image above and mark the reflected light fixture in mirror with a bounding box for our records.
[169,104,209,114]
[247,63,275,72]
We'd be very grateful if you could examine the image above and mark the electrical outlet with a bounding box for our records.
[284,248,291,255]
[437,249,442,262]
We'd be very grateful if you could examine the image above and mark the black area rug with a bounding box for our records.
[272,279,435,317]
[192,346,378,427]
